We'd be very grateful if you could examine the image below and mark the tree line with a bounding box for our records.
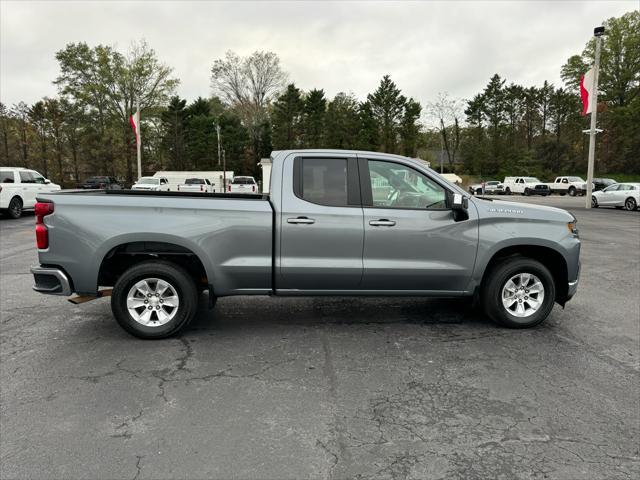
[0,11,637,185]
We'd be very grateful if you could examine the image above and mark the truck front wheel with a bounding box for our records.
[481,257,556,328]
[111,260,199,339]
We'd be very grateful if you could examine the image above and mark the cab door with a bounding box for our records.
[278,153,364,290]
[358,157,478,292]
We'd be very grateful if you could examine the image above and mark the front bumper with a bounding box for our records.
[566,262,581,301]
[31,266,72,296]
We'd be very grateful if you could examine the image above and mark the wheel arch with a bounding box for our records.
[479,244,569,305]
[97,238,211,292]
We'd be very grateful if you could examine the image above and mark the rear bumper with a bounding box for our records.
[31,266,72,296]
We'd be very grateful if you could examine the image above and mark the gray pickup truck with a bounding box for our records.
[31,149,580,338]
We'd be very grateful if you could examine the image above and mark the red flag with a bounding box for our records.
[580,68,594,116]
[129,112,140,145]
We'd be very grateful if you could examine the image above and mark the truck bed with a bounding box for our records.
[36,189,274,296]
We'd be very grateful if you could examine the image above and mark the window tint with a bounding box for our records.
[0,170,14,183]
[368,160,447,209]
[298,158,348,206]
[19,171,34,183]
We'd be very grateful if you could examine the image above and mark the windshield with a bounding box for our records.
[137,177,158,185]
[525,177,541,183]
[567,177,584,182]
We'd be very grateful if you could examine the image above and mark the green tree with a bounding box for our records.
[55,41,179,182]
[367,75,406,153]
[161,97,188,170]
[302,89,326,148]
[399,98,422,157]
[271,84,303,149]
[325,92,360,149]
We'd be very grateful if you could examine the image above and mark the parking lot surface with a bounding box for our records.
[1,197,639,480]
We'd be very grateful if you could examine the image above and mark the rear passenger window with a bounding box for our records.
[296,158,349,206]
[0,171,14,183]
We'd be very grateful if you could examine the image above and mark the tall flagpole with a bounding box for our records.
[585,26,604,208]
[136,99,142,180]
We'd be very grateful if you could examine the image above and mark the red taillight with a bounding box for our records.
[200,184,203,191]
[252,185,255,192]
[177,185,180,191]
[35,202,54,249]
[228,185,231,192]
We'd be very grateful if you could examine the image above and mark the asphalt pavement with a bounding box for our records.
[1,197,638,479]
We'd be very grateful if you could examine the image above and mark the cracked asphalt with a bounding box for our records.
[1,198,639,479]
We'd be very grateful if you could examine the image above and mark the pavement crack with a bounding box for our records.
[132,455,144,480]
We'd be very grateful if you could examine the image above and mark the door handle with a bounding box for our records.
[369,219,396,227]
[287,216,315,224]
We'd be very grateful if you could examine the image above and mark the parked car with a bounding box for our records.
[546,176,590,196]
[503,177,550,196]
[592,178,617,191]
[228,176,258,193]
[177,178,214,193]
[31,149,580,339]
[468,180,504,195]
[591,183,639,211]
[0,167,61,219]
[78,176,123,190]
[131,176,170,191]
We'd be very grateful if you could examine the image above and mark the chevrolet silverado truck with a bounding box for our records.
[30,149,581,339]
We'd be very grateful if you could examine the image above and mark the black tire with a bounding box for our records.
[7,197,23,219]
[476,188,483,195]
[111,260,199,339]
[524,188,530,196]
[591,196,598,208]
[505,187,511,195]
[568,186,577,197]
[481,256,556,329]
[624,197,637,211]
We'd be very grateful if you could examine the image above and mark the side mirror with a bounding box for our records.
[452,193,468,211]
[44,179,51,184]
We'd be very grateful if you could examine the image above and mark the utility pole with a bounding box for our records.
[585,26,605,208]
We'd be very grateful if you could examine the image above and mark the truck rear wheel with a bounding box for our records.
[482,257,556,329]
[111,260,199,339]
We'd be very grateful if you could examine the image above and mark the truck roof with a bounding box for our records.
[271,149,414,162]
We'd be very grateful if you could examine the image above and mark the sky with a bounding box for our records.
[1,0,636,113]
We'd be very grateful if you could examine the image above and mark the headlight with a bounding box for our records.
[567,220,579,236]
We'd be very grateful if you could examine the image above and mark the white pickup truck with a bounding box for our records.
[546,177,590,196]
[177,178,214,193]
[502,177,550,196]
[228,176,258,194]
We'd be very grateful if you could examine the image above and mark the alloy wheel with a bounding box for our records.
[501,273,545,318]
[126,278,180,327]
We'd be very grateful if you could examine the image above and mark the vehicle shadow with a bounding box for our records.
[184,293,494,336]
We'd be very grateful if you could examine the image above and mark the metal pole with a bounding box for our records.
[222,149,226,191]
[216,123,221,166]
[585,28,604,208]
[136,99,142,180]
